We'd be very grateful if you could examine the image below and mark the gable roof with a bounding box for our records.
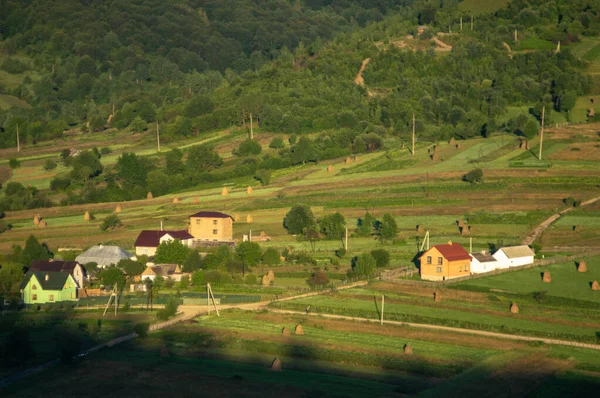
[142,264,181,277]
[425,243,471,261]
[30,260,80,273]
[471,252,497,263]
[75,245,134,266]
[189,211,233,219]
[498,245,535,259]
[134,230,194,248]
[21,271,73,291]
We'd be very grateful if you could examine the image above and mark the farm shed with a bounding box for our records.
[76,245,134,268]
[419,242,471,281]
[493,245,534,267]
[470,251,506,274]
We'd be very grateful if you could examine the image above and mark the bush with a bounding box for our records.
[245,274,257,285]
[307,271,329,288]
[133,322,150,338]
[50,177,71,191]
[463,168,483,184]
[100,213,123,231]
[533,290,547,304]
[563,197,579,207]
[156,295,179,321]
[262,247,281,265]
[352,253,376,276]
[336,247,346,258]
[43,159,57,171]
[269,137,285,148]
[370,249,390,268]
[100,147,112,155]
[8,158,20,169]
[254,169,272,185]
[235,139,262,157]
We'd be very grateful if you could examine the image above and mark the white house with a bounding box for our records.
[134,230,194,257]
[492,245,535,268]
[470,251,505,274]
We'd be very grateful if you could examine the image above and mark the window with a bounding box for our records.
[426,256,432,264]
[195,219,201,225]
[459,266,463,272]
[71,292,75,299]
[49,295,54,302]
[32,294,37,300]
[32,284,37,290]
[213,229,218,234]
[212,220,218,225]
[436,267,442,273]
[437,257,443,265]
[142,248,147,255]
[465,264,469,272]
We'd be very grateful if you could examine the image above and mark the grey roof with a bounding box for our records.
[75,245,134,267]
[498,245,535,259]
[472,252,497,263]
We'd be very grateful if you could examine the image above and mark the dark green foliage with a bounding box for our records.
[463,169,484,184]
[376,213,398,244]
[533,290,547,304]
[336,247,346,258]
[70,150,103,182]
[0,262,24,294]
[13,235,53,267]
[269,137,285,149]
[318,212,346,241]
[156,295,179,321]
[262,248,281,266]
[118,259,145,276]
[563,197,580,207]
[370,249,390,268]
[234,139,262,157]
[245,274,257,285]
[235,241,262,276]
[255,170,272,185]
[8,158,20,169]
[100,214,122,231]
[284,204,315,235]
[98,267,125,288]
[133,322,149,338]
[1,328,34,367]
[352,253,376,276]
[307,270,330,288]
[183,250,202,273]
[356,212,375,237]
[154,240,191,265]
[43,159,57,171]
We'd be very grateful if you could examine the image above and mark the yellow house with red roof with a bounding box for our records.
[419,241,471,281]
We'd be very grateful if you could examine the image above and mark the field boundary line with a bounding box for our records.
[268,309,600,351]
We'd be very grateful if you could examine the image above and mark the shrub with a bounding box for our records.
[352,253,376,276]
[307,271,329,288]
[100,147,112,155]
[562,197,580,207]
[370,249,390,268]
[156,296,179,321]
[235,139,262,156]
[463,168,483,184]
[289,134,297,145]
[245,274,257,285]
[533,290,547,304]
[8,158,20,169]
[133,322,150,338]
[269,137,285,149]
[50,177,71,191]
[43,159,57,171]
[254,169,272,185]
[122,302,131,312]
[100,213,123,231]
[336,247,346,258]
[262,247,281,265]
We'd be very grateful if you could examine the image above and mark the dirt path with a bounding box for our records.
[353,58,371,86]
[522,195,600,245]
[269,309,600,351]
[431,36,452,51]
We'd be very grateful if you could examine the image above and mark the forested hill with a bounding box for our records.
[0,0,598,150]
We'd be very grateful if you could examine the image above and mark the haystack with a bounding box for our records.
[38,220,47,228]
[588,108,595,118]
[416,225,424,233]
[456,144,463,150]
[327,164,333,172]
[261,275,270,286]
[345,157,352,164]
[403,344,413,355]
[246,214,253,224]
[294,325,304,335]
[457,220,465,228]
[542,271,552,283]
[573,225,582,232]
[433,290,441,302]
[578,260,587,273]
[269,357,282,372]
[193,197,199,203]
[115,204,122,213]
[282,327,290,337]
[510,303,519,314]
[34,214,41,225]
[84,211,91,221]
[233,213,240,222]
[221,187,229,196]
[449,137,456,145]
[160,345,169,359]
[247,186,253,194]
[460,226,470,236]
[172,197,179,204]
[354,156,360,163]
[592,281,600,291]
[431,153,440,161]
[267,270,275,282]
[147,192,153,200]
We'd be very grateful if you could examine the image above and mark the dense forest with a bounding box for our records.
[0,0,599,209]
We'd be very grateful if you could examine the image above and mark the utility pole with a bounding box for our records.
[460,17,463,32]
[471,15,474,31]
[514,29,518,46]
[380,295,385,325]
[16,124,20,152]
[412,113,415,157]
[345,227,348,251]
[156,121,161,152]
[249,113,254,140]
[539,106,545,160]
[469,236,473,253]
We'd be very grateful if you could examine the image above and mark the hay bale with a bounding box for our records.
[84,211,91,221]
[588,108,595,118]
[449,137,456,145]
[510,302,519,314]
[430,153,440,161]
[345,157,352,164]
[456,144,463,149]
[592,281,600,291]
[246,214,253,224]
[172,197,179,204]
[193,197,199,203]
[294,325,304,335]
[578,260,587,273]
[354,156,360,163]
[460,226,470,236]
[115,204,122,213]
[221,187,229,196]
[147,192,153,200]
[38,220,47,228]
[433,290,441,302]
[267,270,275,282]
[403,344,413,355]
[573,225,582,232]
[281,327,290,337]
[261,275,270,286]
[269,357,282,372]
[33,214,41,225]
[416,225,424,233]
[247,186,253,194]
[233,213,240,222]
[160,345,169,358]
[327,164,334,172]
[457,220,465,228]
[542,271,552,283]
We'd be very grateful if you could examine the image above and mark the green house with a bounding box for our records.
[20,271,78,304]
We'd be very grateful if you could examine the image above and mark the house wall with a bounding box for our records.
[188,217,233,241]
[22,275,77,304]
[73,264,85,288]
[136,246,158,257]
[493,251,534,267]
[470,258,505,274]
[420,247,471,281]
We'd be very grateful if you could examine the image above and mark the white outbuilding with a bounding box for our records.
[470,251,505,274]
[492,245,535,268]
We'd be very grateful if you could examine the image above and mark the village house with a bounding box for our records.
[419,241,471,281]
[140,264,187,282]
[134,230,194,257]
[492,245,535,267]
[29,259,86,288]
[76,245,134,268]
[188,211,234,242]
[469,251,505,274]
[21,271,78,304]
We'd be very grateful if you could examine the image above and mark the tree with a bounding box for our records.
[352,253,376,277]
[100,214,123,231]
[254,170,272,185]
[185,95,213,118]
[179,275,190,289]
[0,262,24,294]
[291,137,318,164]
[318,212,346,244]
[463,168,483,184]
[99,267,125,288]
[235,241,262,277]
[284,204,315,235]
[370,249,390,268]
[235,139,262,156]
[43,159,57,171]
[269,137,285,148]
[262,247,281,265]
[307,270,329,288]
[153,240,191,265]
[183,250,202,272]
[17,235,53,267]
[376,214,398,244]
[118,259,145,276]
[523,118,539,141]
[356,212,375,237]
[129,116,147,132]
[8,158,20,169]
[237,92,265,139]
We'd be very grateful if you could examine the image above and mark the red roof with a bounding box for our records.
[189,211,233,219]
[30,260,81,273]
[426,243,471,261]
[134,230,193,248]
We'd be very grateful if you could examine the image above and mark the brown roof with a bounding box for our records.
[134,230,193,248]
[498,245,535,259]
[30,260,82,273]
[472,252,497,263]
[143,264,181,277]
[189,211,233,219]
[430,243,471,261]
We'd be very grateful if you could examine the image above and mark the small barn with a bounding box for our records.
[470,251,505,274]
[21,271,78,304]
[493,245,535,267]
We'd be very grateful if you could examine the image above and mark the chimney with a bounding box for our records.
[49,258,54,262]
[447,241,453,245]
[45,274,49,281]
